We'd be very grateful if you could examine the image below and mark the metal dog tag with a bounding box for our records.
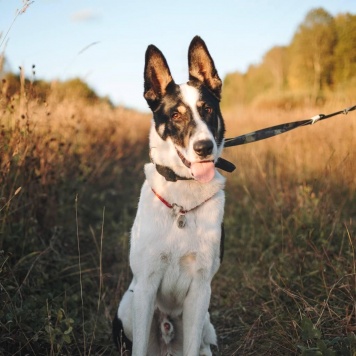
[177,214,186,229]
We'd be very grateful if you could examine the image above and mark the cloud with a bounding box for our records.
[70,9,100,23]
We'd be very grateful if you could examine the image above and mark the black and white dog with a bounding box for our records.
[113,36,229,356]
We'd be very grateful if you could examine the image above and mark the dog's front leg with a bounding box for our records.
[132,278,159,356]
[183,279,211,356]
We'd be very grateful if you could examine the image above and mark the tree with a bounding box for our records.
[333,13,356,86]
[51,78,99,102]
[263,46,288,91]
[221,71,245,107]
[244,63,274,103]
[288,8,337,99]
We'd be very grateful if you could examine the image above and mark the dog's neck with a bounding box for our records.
[155,164,194,182]
[144,163,225,211]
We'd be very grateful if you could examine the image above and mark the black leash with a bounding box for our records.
[224,104,356,148]
[155,104,356,178]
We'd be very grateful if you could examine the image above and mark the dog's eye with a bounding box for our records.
[204,105,213,114]
[171,112,181,120]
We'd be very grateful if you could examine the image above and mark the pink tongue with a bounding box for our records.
[191,161,215,183]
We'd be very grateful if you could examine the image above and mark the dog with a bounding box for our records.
[113,35,229,355]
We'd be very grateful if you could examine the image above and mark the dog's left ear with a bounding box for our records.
[188,36,222,100]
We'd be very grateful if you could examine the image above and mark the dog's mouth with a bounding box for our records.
[176,149,215,183]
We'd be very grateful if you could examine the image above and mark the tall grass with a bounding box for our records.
[0,73,355,355]
[0,75,150,355]
[216,105,356,355]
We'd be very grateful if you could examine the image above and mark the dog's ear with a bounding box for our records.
[188,36,222,100]
[144,44,174,110]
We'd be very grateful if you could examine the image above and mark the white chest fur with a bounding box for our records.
[129,163,225,313]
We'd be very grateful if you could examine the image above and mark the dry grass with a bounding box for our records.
[216,105,356,355]
[223,103,356,191]
[0,75,355,355]
[0,77,150,355]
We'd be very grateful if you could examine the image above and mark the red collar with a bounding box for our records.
[151,188,213,214]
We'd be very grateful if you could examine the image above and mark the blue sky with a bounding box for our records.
[1,0,355,111]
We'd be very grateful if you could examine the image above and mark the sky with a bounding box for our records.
[1,0,355,112]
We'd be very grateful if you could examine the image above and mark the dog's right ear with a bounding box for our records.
[144,45,174,110]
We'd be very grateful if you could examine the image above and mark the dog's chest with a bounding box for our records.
[130,178,224,273]
[156,251,198,311]
[132,194,215,263]
[129,167,225,315]
[131,201,213,310]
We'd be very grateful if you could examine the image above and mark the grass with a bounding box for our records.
[216,105,356,355]
[0,75,355,355]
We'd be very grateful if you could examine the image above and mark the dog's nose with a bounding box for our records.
[193,139,214,157]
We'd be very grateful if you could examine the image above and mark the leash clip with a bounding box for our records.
[310,114,321,125]
[343,106,352,115]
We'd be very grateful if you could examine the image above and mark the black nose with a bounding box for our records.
[193,139,214,157]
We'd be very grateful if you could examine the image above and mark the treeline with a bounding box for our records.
[0,71,111,105]
[222,8,356,108]
[1,7,354,110]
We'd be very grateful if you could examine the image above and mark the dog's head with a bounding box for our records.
[144,36,225,183]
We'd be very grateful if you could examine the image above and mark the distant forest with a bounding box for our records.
[1,7,355,110]
[222,8,356,108]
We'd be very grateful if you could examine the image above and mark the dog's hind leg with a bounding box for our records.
[112,313,132,354]
[114,288,134,354]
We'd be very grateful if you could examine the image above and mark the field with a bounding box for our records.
[0,80,355,355]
